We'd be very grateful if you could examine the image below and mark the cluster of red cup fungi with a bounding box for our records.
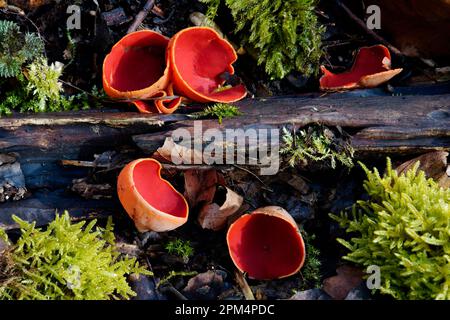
[103,27,247,114]
[107,28,401,280]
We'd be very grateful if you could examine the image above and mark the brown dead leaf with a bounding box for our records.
[184,169,224,208]
[279,173,309,194]
[396,151,449,189]
[198,186,244,231]
[323,265,364,300]
[183,270,227,300]
[154,137,203,165]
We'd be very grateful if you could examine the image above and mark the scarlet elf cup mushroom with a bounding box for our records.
[319,44,403,91]
[227,206,306,280]
[102,30,182,114]
[167,27,247,103]
[117,158,189,232]
[103,27,247,114]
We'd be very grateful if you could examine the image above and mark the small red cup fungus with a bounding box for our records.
[117,158,189,232]
[319,44,403,91]
[102,30,181,113]
[168,27,247,103]
[227,206,306,280]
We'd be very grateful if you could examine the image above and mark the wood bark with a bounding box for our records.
[0,93,449,229]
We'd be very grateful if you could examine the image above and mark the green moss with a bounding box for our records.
[300,232,322,289]
[0,20,44,78]
[0,59,103,116]
[280,125,354,169]
[0,228,8,245]
[201,0,324,79]
[0,212,150,300]
[157,270,198,289]
[330,158,450,300]
[0,20,102,116]
[190,103,242,124]
[165,239,194,263]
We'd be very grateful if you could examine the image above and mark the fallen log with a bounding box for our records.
[0,92,448,229]
[134,94,450,156]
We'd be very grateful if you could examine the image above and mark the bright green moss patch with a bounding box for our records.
[330,159,450,300]
[281,125,354,169]
[201,0,324,79]
[0,20,102,116]
[190,103,242,124]
[165,238,195,262]
[0,212,150,300]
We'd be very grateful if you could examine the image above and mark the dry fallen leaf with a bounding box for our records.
[395,151,449,189]
[323,265,364,300]
[198,186,244,231]
[183,169,224,208]
[154,137,203,165]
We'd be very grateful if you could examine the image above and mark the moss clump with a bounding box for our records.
[0,20,44,78]
[165,238,194,263]
[280,125,354,169]
[0,20,101,116]
[300,232,322,289]
[201,0,324,79]
[0,212,150,300]
[190,103,242,124]
[330,159,450,300]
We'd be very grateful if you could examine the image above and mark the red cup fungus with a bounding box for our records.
[117,158,189,232]
[168,27,247,103]
[103,27,247,114]
[102,30,181,114]
[227,206,306,280]
[319,44,403,91]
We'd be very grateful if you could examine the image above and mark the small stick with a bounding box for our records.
[336,0,404,57]
[159,285,188,300]
[235,270,255,300]
[127,0,155,34]
[60,160,100,168]
[232,164,273,192]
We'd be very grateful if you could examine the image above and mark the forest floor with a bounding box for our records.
[0,0,449,300]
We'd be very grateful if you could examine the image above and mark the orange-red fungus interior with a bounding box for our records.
[173,28,246,100]
[321,45,391,88]
[228,214,304,279]
[104,32,168,92]
[133,160,187,218]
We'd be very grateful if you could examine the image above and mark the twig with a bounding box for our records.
[159,284,188,300]
[335,0,404,57]
[127,0,155,34]
[231,164,273,192]
[60,160,102,168]
[59,79,99,99]
[234,270,255,300]
[156,270,197,289]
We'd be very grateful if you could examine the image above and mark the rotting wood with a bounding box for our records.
[0,93,448,230]
[133,94,450,156]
